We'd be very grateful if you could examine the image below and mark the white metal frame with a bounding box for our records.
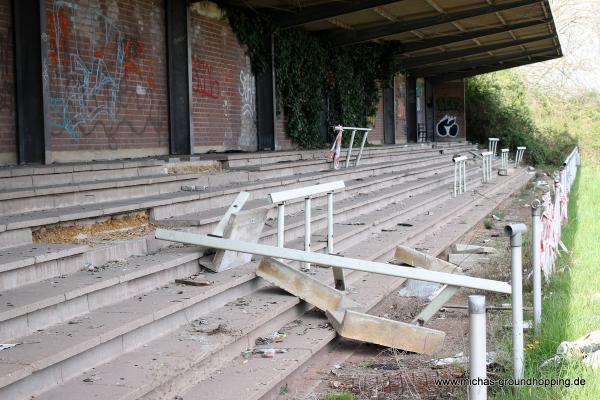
[481,151,493,183]
[453,155,467,197]
[488,138,499,160]
[329,126,372,169]
[514,146,526,168]
[469,295,487,400]
[269,181,346,284]
[501,148,509,170]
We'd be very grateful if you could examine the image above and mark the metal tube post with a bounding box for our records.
[277,203,285,248]
[454,162,458,197]
[304,197,311,270]
[355,131,369,166]
[531,201,543,335]
[328,192,345,290]
[469,295,487,400]
[345,130,356,168]
[462,160,467,193]
[505,223,527,381]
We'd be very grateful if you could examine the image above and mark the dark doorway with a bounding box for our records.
[255,34,275,151]
[406,76,417,143]
[383,87,395,144]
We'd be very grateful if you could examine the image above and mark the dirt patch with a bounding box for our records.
[166,162,221,175]
[32,211,155,245]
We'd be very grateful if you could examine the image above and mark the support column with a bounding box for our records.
[256,33,275,150]
[13,0,47,164]
[166,0,191,155]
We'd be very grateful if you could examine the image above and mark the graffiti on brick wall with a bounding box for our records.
[192,55,220,99]
[46,0,164,142]
[239,69,255,118]
[436,97,464,112]
[436,115,459,138]
[0,29,12,112]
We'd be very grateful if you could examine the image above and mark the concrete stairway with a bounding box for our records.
[0,142,525,400]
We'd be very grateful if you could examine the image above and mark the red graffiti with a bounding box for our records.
[192,55,220,99]
[47,8,73,66]
[123,39,156,90]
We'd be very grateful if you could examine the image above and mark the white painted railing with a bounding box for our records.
[501,148,509,170]
[488,138,499,160]
[514,146,526,168]
[326,126,372,170]
[269,181,346,288]
[453,155,468,197]
[481,151,493,183]
[530,147,580,336]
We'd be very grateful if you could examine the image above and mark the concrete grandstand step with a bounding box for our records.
[31,167,530,400]
[0,243,88,291]
[0,166,488,398]
[0,159,166,191]
[223,142,473,168]
[172,168,532,400]
[0,173,205,216]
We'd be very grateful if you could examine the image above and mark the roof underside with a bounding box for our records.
[210,0,562,81]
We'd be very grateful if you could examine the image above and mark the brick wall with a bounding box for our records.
[0,0,16,165]
[275,110,295,150]
[45,0,169,162]
[432,79,466,141]
[394,73,407,143]
[189,2,257,153]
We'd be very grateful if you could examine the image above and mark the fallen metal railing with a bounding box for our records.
[269,181,346,288]
[514,146,526,168]
[481,151,493,183]
[488,137,499,160]
[453,155,467,197]
[326,125,372,170]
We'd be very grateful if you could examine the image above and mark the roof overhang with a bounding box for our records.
[207,0,562,80]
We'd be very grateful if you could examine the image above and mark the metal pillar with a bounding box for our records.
[505,223,527,381]
[501,148,509,170]
[453,156,467,197]
[481,151,492,183]
[303,197,312,271]
[488,138,499,160]
[277,203,285,248]
[514,147,526,168]
[531,200,543,336]
[355,131,369,166]
[345,130,357,168]
[328,192,345,290]
[469,295,487,400]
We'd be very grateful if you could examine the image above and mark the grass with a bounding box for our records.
[323,391,355,400]
[493,162,600,399]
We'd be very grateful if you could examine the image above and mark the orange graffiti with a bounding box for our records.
[192,54,220,99]
[47,8,72,65]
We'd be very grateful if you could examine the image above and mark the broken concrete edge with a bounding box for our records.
[393,245,463,275]
[451,243,497,255]
[256,257,360,312]
[326,308,446,355]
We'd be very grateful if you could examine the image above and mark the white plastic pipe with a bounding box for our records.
[505,223,526,381]
[304,197,312,270]
[531,201,543,335]
[469,295,487,400]
[277,203,285,248]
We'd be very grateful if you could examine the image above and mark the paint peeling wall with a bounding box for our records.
[189,3,257,153]
[394,73,407,144]
[44,0,169,162]
[432,79,466,142]
[0,0,16,165]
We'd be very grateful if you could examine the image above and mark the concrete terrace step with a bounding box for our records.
[32,168,531,400]
[0,244,88,291]
[174,168,533,400]
[223,142,473,168]
[0,159,490,338]
[0,173,205,216]
[0,160,166,191]
[0,177,458,399]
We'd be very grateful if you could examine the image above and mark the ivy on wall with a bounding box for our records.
[224,7,401,148]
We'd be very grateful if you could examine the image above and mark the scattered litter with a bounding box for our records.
[492,214,502,221]
[254,348,288,358]
[74,233,88,241]
[82,375,101,383]
[0,344,17,351]
[175,278,213,287]
[541,330,600,369]
[397,223,413,227]
[398,280,443,299]
[241,348,253,359]
[333,364,342,369]
[255,331,287,345]
[432,351,496,367]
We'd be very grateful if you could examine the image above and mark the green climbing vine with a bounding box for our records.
[224,7,401,148]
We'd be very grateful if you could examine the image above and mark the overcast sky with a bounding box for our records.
[519,0,600,91]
